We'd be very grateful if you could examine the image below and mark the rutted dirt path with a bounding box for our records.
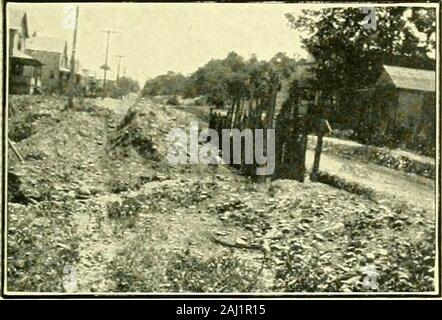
[73,96,138,291]
[74,196,120,291]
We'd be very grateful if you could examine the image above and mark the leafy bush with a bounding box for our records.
[142,51,296,109]
[316,171,375,200]
[142,72,188,97]
[274,243,348,292]
[379,229,435,291]
[274,211,435,292]
[312,138,436,180]
[110,244,262,292]
[165,251,262,292]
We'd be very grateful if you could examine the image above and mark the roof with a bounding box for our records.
[380,65,435,92]
[8,9,29,38]
[27,36,67,54]
[11,50,43,66]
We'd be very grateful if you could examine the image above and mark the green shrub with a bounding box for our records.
[379,230,435,291]
[316,171,375,200]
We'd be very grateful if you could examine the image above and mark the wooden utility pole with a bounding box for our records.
[116,55,124,81]
[310,129,324,182]
[67,6,79,109]
[101,30,116,98]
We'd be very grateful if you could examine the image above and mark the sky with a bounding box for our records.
[9,2,309,85]
[9,3,437,86]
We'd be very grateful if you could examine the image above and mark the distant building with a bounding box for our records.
[81,69,99,97]
[8,9,43,94]
[284,54,435,151]
[373,65,435,148]
[25,35,71,93]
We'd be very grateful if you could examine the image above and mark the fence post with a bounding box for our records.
[310,132,323,182]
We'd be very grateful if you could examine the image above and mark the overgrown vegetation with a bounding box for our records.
[7,202,80,292]
[110,245,263,292]
[273,201,435,292]
[310,137,436,179]
[316,171,376,200]
[166,251,263,292]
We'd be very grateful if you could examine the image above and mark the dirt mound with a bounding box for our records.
[7,96,111,203]
[109,98,210,161]
[8,95,64,142]
[6,95,435,293]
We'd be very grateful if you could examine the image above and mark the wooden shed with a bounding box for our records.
[372,65,435,149]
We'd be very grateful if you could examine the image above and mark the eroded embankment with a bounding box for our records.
[6,95,436,293]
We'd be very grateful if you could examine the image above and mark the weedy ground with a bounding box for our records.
[6,94,436,293]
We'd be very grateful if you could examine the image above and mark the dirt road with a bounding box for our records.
[310,135,435,165]
[306,150,435,214]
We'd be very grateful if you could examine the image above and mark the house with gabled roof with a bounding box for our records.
[372,65,435,149]
[8,9,43,94]
[25,34,71,93]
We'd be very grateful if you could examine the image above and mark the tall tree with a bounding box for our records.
[286,7,435,92]
[285,7,436,133]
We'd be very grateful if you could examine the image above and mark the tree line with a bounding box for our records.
[142,51,299,110]
[105,76,141,99]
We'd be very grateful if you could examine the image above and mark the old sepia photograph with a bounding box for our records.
[1,1,439,297]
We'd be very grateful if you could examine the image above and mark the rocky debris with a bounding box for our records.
[7,96,111,203]
[107,195,144,218]
[76,186,92,199]
[210,235,263,251]
[6,95,436,293]
[7,202,80,292]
